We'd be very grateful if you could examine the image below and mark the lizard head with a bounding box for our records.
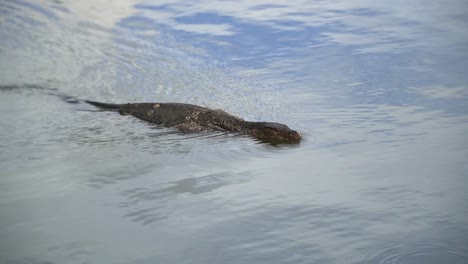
[247,122,302,144]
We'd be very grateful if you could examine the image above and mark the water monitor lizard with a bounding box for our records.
[86,101,302,144]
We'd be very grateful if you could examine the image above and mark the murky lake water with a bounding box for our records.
[1,0,468,263]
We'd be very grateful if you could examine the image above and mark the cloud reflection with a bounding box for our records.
[410,85,468,99]
[136,0,468,53]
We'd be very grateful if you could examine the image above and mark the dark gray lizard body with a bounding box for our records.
[86,101,302,144]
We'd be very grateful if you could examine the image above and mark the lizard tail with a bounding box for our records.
[85,100,123,110]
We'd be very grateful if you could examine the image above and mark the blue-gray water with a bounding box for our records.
[1,0,467,263]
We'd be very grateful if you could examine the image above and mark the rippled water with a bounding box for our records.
[1,0,467,263]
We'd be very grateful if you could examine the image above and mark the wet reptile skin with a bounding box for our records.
[86,101,302,144]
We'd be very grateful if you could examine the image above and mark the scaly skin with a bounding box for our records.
[86,101,302,144]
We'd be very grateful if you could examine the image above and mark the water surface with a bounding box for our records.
[1,0,467,263]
